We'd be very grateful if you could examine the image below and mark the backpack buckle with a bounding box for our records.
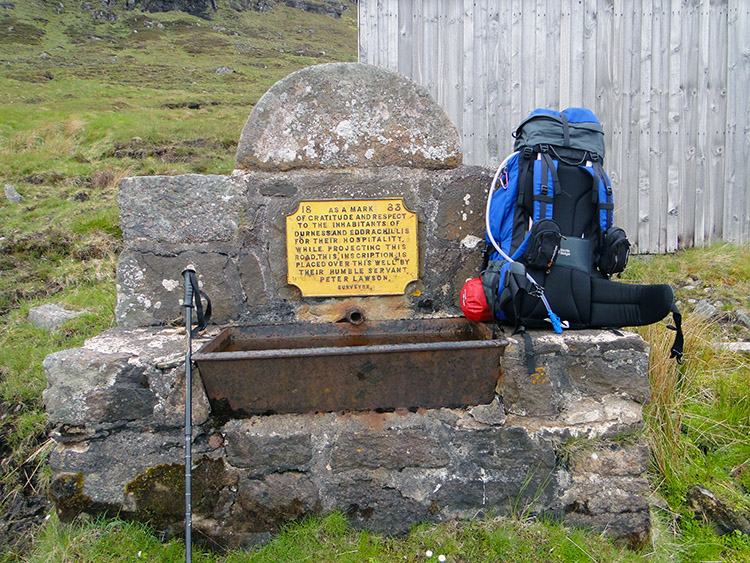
[528,280,545,299]
[522,147,534,159]
[539,144,550,153]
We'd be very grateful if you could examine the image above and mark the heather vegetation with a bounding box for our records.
[1,1,748,561]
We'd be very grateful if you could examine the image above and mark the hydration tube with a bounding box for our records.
[485,154,563,334]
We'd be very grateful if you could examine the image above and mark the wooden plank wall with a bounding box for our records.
[358,0,749,253]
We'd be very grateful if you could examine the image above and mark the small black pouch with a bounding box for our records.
[524,219,562,272]
[598,227,630,277]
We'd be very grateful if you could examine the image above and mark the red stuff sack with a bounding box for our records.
[460,277,493,321]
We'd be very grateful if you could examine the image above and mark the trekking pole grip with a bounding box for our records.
[182,267,196,309]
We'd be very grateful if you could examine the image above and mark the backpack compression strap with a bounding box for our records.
[559,110,571,146]
[500,262,547,375]
[590,156,614,231]
[668,303,684,364]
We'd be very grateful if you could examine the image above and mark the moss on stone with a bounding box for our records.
[50,472,95,522]
[126,463,185,525]
[125,458,231,531]
[193,457,231,513]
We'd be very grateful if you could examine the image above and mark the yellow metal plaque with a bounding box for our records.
[286,199,418,296]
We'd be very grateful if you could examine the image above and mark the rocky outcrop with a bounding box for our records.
[117,0,354,19]
[139,0,216,18]
[231,0,353,17]
[28,303,84,333]
[281,0,353,19]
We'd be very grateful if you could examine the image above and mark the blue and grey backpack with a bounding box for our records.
[478,108,683,362]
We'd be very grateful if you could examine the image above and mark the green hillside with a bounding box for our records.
[0,0,357,557]
[0,0,356,315]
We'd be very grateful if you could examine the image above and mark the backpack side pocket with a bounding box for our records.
[598,227,630,277]
[524,219,562,273]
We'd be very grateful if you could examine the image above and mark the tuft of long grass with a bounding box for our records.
[640,316,713,491]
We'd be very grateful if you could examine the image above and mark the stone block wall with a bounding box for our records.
[115,166,493,328]
[44,63,655,550]
[44,327,652,549]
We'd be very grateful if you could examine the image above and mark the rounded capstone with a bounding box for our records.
[235,62,462,171]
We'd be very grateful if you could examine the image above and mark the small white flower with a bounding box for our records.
[438,555,447,563]
[137,551,142,558]
[425,550,433,558]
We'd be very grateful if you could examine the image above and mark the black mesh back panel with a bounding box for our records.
[519,162,597,239]
[552,164,597,239]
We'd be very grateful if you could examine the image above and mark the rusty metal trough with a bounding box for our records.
[192,317,507,416]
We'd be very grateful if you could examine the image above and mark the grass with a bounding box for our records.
[20,511,669,563]
[1,1,749,562]
[623,245,750,517]
[621,248,750,562]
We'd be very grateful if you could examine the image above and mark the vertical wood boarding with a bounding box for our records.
[358,0,748,252]
[462,0,476,162]
[666,0,681,252]
[726,0,750,244]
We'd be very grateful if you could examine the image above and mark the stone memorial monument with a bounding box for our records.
[43,63,654,550]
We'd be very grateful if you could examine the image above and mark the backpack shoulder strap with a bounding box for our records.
[536,149,560,221]
[515,146,535,210]
[515,146,561,224]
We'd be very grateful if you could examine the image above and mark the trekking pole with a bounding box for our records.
[181,267,196,563]
[180,267,211,563]
[485,157,563,334]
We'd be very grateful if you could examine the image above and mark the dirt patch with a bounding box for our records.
[0,231,75,262]
[0,17,45,44]
[0,282,66,316]
[6,69,57,83]
[0,487,52,555]
[0,401,53,556]
[106,137,235,162]
[163,101,221,109]
[0,230,119,316]
[21,172,67,185]
[177,31,233,54]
